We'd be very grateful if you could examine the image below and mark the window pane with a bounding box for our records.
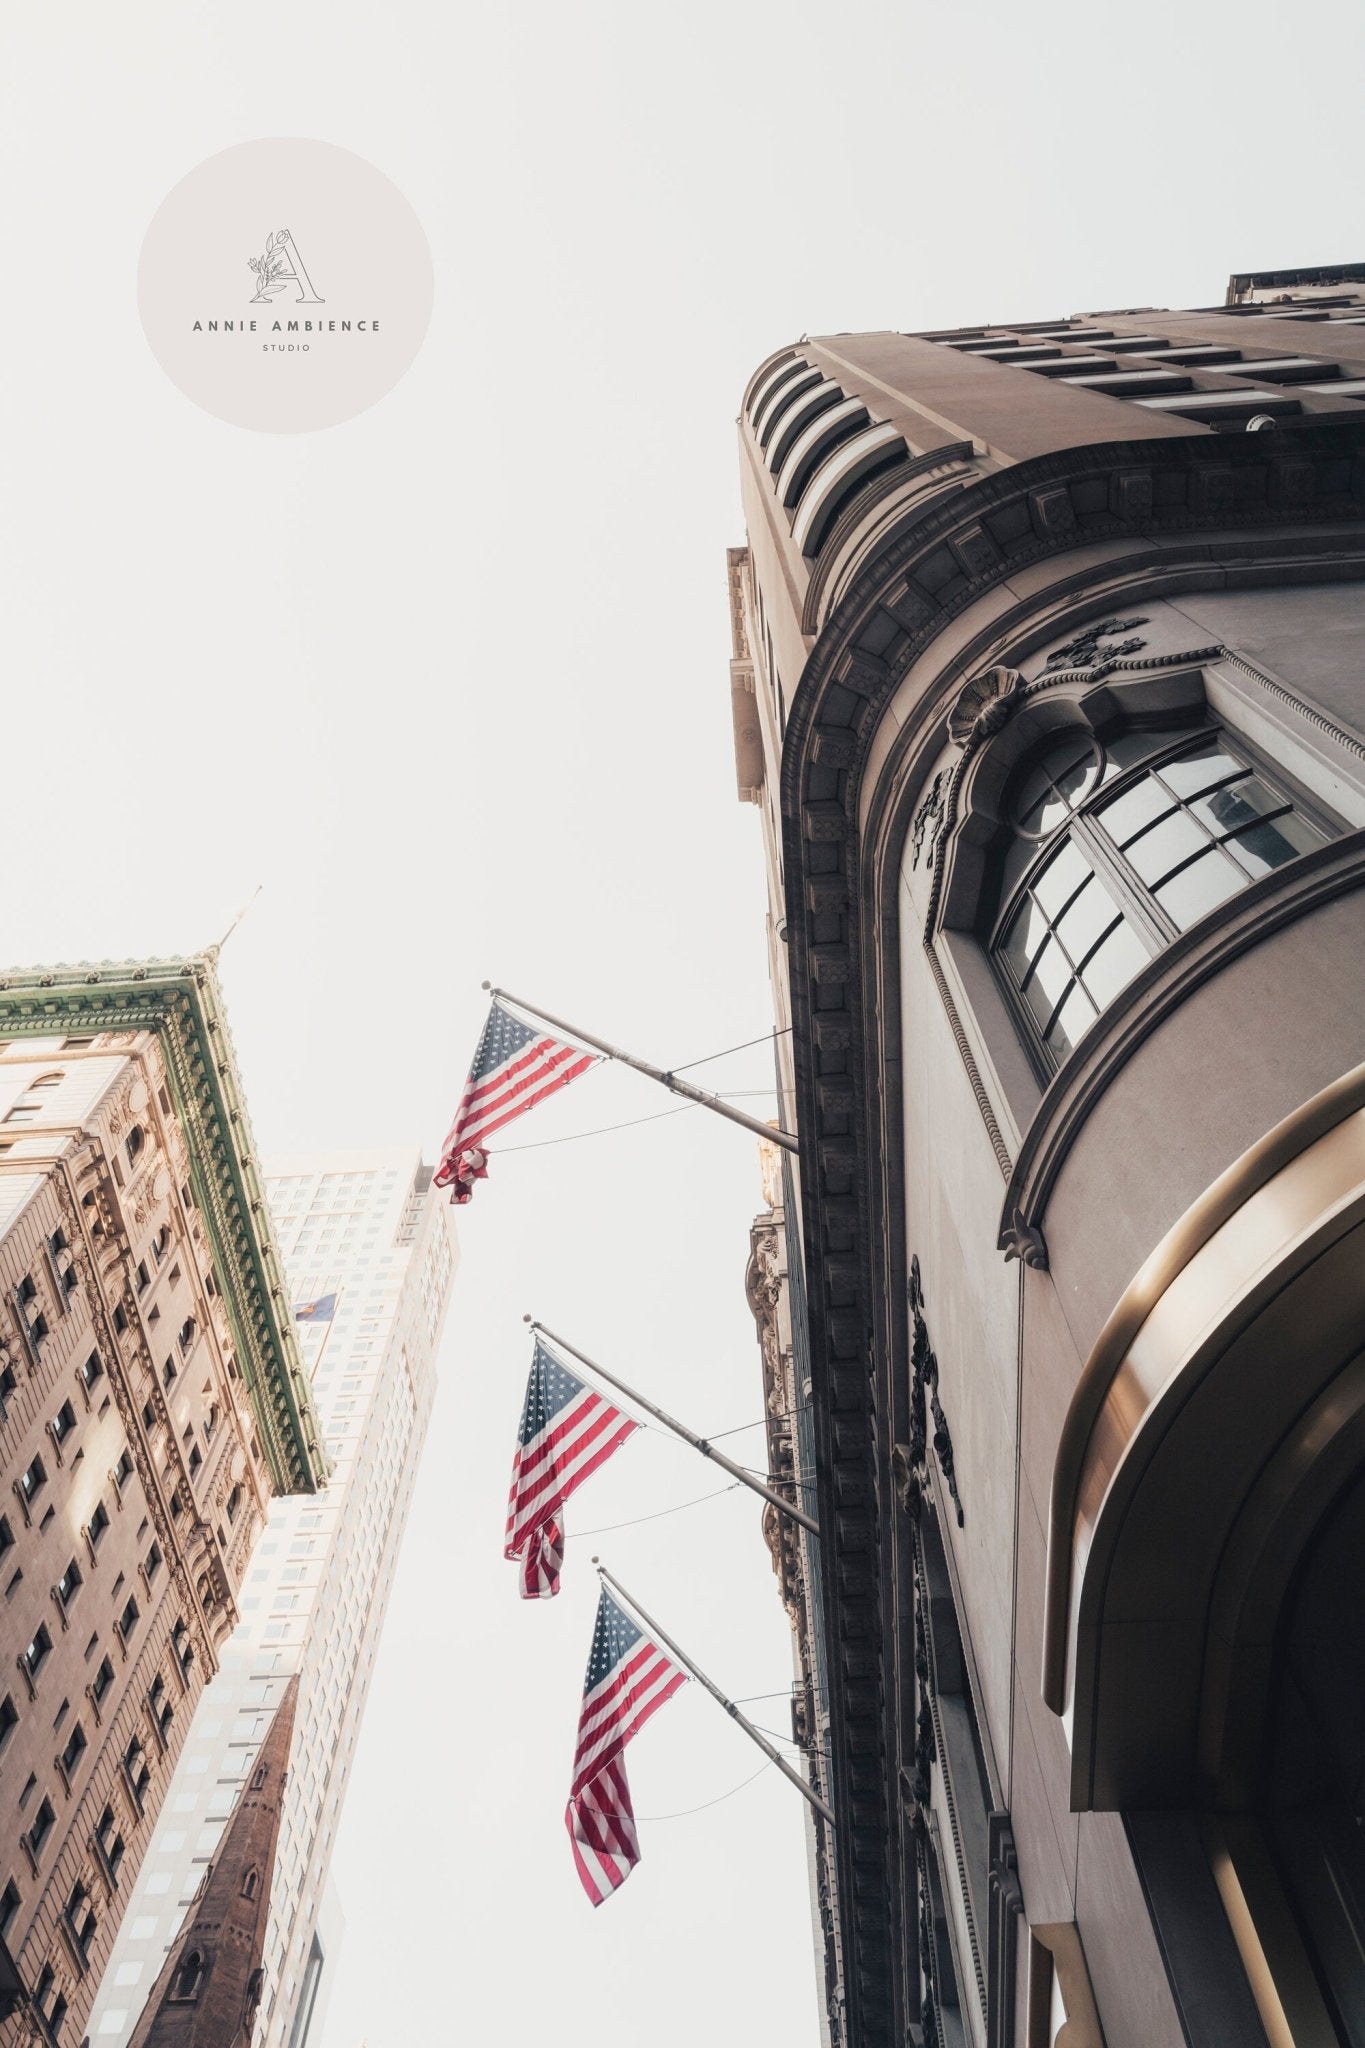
[1052,744,1100,812]
[1001,895,1050,986]
[1054,875,1123,968]
[1191,774,1281,838]
[1045,983,1098,1063]
[1078,918,1151,1008]
[1225,810,1326,878]
[1097,775,1175,848]
[1032,838,1092,919]
[1100,727,1202,781]
[1013,763,1054,832]
[1126,808,1209,885]
[1021,938,1074,1030]
[1155,847,1246,929]
[1155,741,1246,801]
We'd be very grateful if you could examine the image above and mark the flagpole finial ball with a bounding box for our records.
[522,1313,532,1324]
[592,1555,601,1567]
[481,979,492,991]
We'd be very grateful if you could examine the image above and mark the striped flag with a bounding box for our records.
[505,1339,637,1599]
[565,1587,686,1905]
[434,998,598,1205]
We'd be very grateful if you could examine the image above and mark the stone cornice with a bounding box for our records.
[0,957,325,1495]
[775,419,1365,2043]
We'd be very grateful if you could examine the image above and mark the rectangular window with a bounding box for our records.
[0,1879,19,1940]
[81,1352,104,1392]
[27,1797,54,1859]
[88,1501,110,1550]
[56,1558,82,1608]
[0,1696,16,1749]
[92,1657,115,1707]
[20,1456,46,1505]
[21,1626,51,1683]
[118,1597,140,1643]
[60,1722,87,1777]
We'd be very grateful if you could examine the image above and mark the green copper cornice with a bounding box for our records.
[0,955,326,1495]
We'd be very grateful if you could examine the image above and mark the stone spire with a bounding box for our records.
[124,1674,300,2048]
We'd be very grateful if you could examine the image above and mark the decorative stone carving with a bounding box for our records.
[905,1256,965,1525]
[1043,615,1148,673]
[999,1206,1048,1270]
[948,666,1023,749]
[911,773,945,868]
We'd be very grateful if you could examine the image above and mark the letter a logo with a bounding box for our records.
[247,227,324,305]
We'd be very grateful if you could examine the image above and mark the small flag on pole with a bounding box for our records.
[293,1293,338,1323]
[434,998,599,1204]
[505,1339,637,1598]
[565,1586,686,1905]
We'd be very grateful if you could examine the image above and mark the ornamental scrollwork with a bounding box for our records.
[903,1256,965,1527]
[1043,614,1148,673]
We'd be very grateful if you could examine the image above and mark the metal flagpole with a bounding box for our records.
[484,982,800,1154]
[595,1561,835,1827]
[527,1318,819,1537]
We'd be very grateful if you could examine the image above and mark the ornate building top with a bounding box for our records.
[0,956,325,1493]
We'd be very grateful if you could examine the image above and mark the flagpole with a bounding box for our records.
[484,983,800,1154]
[594,1561,835,1826]
[527,1319,819,1537]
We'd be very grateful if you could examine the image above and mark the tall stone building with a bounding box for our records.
[730,264,1365,2045]
[89,1152,457,2048]
[124,1676,299,2048]
[0,960,324,2048]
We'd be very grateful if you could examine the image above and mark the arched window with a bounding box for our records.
[241,1866,259,1900]
[990,724,1333,1073]
[125,1126,144,1164]
[170,1947,206,2002]
[178,1316,196,1356]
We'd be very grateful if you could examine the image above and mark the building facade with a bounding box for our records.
[0,960,325,2048]
[89,1150,457,2048]
[731,266,1365,2046]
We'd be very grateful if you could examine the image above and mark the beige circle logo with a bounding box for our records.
[138,138,433,433]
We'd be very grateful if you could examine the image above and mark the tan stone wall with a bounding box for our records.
[0,1035,271,2047]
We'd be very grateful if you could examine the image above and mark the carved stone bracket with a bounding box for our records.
[905,1256,965,1527]
[999,1205,1048,1271]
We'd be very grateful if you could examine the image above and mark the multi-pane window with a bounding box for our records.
[992,725,1332,1073]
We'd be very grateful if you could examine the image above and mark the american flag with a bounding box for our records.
[565,1587,686,1905]
[434,998,598,1204]
[505,1339,637,1599]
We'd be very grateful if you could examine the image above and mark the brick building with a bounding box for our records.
[122,1676,298,2048]
[0,959,325,2048]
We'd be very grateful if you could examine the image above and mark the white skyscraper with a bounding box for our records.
[87,1150,458,2048]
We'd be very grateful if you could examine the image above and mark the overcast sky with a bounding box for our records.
[4,3,1365,2043]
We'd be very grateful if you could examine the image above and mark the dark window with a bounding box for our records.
[150,1673,173,1740]
[124,1737,150,1807]
[55,1558,81,1608]
[114,1448,134,1492]
[144,1542,162,1585]
[20,1455,47,1504]
[188,1444,202,1477]
[126,1126,144,1163]
[991,725,1333,1074]
[59,1722,86,1777]
[169,1489,185,1522]
[51,1400,77,1446]
[64,1882,96,1958]
[113,1302,128,1335]
[178,1317,196,1355]
[0,1516,12,1558]
[135,1261,149,1295]
[0,1360,14,1414]
[242,1866,259,1900]
[0,1695,16,1748]
[162,1357,176,1389]
[142,1400,156,1431]
[226,1485,242,1524]
[27,1796,54,1858]
[88,1501,109,1549]
[0,1879,18,1940]
[92,1657,115,1707]
[80,1352,103,1392]
[96,1804,125,1879]
[171,1948,205,2002]
[152,1225,170,1263]
[21,1626,51,1682]
[117,1596,139,1642]
[173,1619,193,1679]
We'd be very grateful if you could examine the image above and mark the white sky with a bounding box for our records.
[4,3,1364,2043]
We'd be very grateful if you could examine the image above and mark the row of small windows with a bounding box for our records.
[747,353,913,560]
[988,724,1331,1073]
[934,327,1365,426]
